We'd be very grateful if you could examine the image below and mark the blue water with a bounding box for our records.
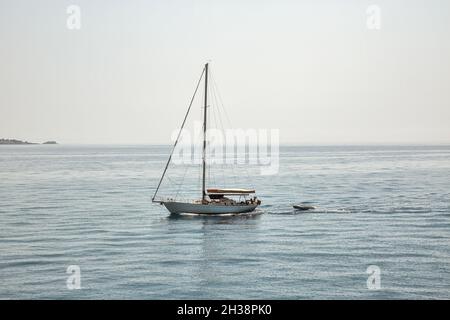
[1,145,449,299]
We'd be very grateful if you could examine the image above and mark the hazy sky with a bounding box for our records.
[1,0,449,144]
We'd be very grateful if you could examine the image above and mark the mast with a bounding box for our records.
[202,63,208,201]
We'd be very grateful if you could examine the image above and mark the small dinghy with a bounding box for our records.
[293,204,315,211]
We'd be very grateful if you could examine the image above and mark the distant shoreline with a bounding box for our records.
[0,139,57,145]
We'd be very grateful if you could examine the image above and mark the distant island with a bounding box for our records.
[0,139,58,145]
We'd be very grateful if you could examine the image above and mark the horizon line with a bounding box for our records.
[6,142,450,146]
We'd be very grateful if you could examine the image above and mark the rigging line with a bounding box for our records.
[206,72,213,185]
[210,70,238,187]
[152,66,206,201]
[212,85,222,189]
[197,143,202,195]
[210,70,228,187]
[211,71,233,131]
[165,174,177,194]
[175,76,210,200]
[198,88,204,194]
[212,69,251,184]
[210,81,218,186]
[210,69,227,131]
[187,115,207,199]
[174,161,191,199]
[210,71,227,188]
[174,115,204,200]
[207,80,213,187]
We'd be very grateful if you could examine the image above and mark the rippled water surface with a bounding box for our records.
[1,145,449,299]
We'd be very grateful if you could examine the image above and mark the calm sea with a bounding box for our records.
[1,145,449,299]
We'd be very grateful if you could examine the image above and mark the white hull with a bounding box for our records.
[162,201,258,215]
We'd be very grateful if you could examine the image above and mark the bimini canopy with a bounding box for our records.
[207,188,255,195]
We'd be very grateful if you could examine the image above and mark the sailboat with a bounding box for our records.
[152,63,261,215]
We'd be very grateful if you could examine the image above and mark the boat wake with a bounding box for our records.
[310,208,352,214]
[268,206,352,215]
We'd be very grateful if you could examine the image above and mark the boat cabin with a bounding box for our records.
[206,188,260,205]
